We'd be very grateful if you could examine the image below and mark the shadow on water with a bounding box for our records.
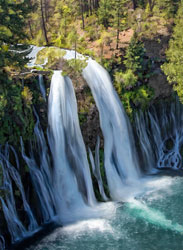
[9,222,59,250]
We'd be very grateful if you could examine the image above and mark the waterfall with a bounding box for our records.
[27,46,44,67]
[89,136,108,201]
[21,111,56,223]
[134,98,183,171]
[48,71,97,223]
[0,111,56,245]
[3,46,183,248]
[83,59,140,200]
[134,111,156,172]
[38,74,46,101]
[0,235,5,250]
[0,145,38,243]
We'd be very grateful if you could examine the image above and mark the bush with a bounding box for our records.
[124,37,146,77]
[36,47,66,68]
[114,69,137,91]
[161,1,183,103]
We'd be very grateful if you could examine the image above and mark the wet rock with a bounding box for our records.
[81,105,103,150]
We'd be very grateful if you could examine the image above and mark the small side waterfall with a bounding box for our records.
[134,111,156,172]
[88,136,108,201]
[38,75,46,101]
[0,111,56,246]
[0,145,38,243]
[0,235,5,250]
[83,59,140,200]
[21,112,56,223]
[134,98,183,171]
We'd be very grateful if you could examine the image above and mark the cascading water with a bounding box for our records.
[2,46,183,249]
[48,71,98,223]
[88,136,108,201]
[0,235,5,250]
[38,75,46,101]
[0,145,38,243]
[134,97,183,171]
[134,110,156,172]
[0,109,56,247]
[83,58,140,200]
[27,46,45,67]
[21,111,56,223]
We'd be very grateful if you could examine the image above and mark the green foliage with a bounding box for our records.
[67,59,87,73]
[88,148,109,201]
[0,0,31,75]
[85,15,101,41]
[124,37,152,80]
[138,19,158,39]
[112,0,128,48]
[21,86,33,106]
[36,47,66,68]
[114,36,154,116]
[97,0,113,28]
[100,56,122,74]
[124,38,145,76]
[153,0,179,18]
[0,0,37,147]
[98,149,109,198]
[161,1,183,102]
[122,86,154,115]
[96,30,113,59]
[115,69,137,90]
[79,113,87,125]
[62,59,88,76]
[0,80,35,145]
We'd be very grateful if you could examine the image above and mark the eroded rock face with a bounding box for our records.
[143,35,170,60]
[81,105,103,150]
[143,34,173,101]
[74,82,103,151]
[148,69,172,99]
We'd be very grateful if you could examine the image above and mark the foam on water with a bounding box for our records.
[127,199,183,233]
[62,219,114,235]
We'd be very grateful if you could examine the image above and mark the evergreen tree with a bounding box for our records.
[112,0,127,49]
[155,0,179,18]
[0,0,31,79]
[124,37,146,78]
[162,0,183,102]
[97,0,112,28]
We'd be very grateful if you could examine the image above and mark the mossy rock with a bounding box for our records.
[36,47,66,69]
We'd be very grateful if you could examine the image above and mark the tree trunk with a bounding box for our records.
[80,0,85,29]
[74,40,77,61]
[64,17,67,38]
[28,20,34,39]
[132,0,137,9]
[44,0,48,22]
[148,0,155,12]
[40,0,49,45]
[94,0,99,9]
[100,44,104,59]
[116,8,120,49]
[89,0,92,15]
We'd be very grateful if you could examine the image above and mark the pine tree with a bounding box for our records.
[162,0,183,102]
[97,0,112,28]
[155,0,179,18]
[0,0,31,78]
[112,0,127,49]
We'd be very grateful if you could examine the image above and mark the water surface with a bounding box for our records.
[26,175,183,250]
